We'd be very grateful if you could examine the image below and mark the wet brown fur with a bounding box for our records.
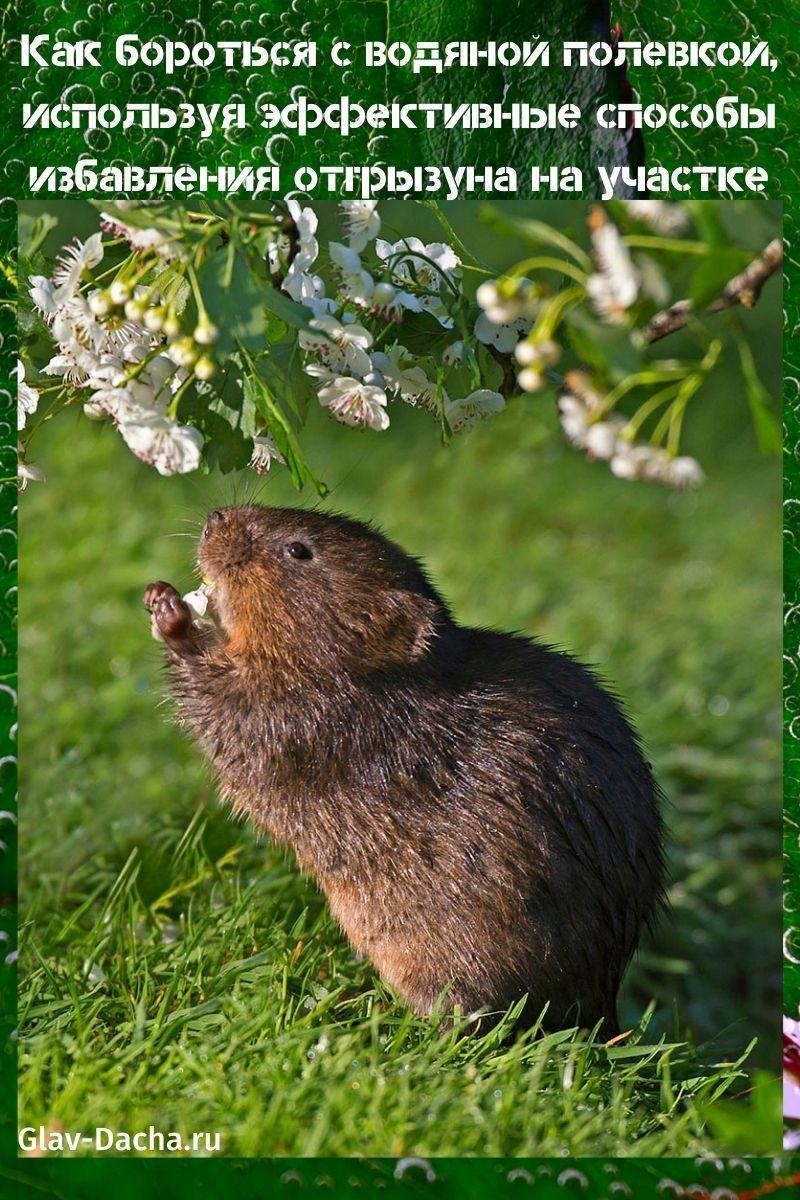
[145,505,665,1034]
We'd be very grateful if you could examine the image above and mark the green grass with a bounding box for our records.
[19,355,781,1154]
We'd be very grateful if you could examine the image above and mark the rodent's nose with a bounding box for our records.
[204,509,225,536]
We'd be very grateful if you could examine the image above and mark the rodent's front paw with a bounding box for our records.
[144,580,195,644]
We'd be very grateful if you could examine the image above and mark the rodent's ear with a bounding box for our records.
[371,589,440,667]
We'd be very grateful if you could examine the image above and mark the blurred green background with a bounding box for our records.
[17,200,782,1153]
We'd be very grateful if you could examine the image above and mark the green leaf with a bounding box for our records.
[200,246,269,356]
[239,343,327,496]
[735,329,781,454]
[18,211,57,258]
[690,248,749,309]
[475,343,505,392]
[177,396,253,474]
[260,279,313,332]
[255,340,316,425]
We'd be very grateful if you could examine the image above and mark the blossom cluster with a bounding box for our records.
[557,372,704,489]
[18,199,714,490]
[22,231,204,478]
[271,198,508,441]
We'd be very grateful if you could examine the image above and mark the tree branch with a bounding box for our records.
[645,238,783,343]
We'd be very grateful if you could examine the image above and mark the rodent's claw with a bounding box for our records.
[143,580,179,611]
[144,580,195,646]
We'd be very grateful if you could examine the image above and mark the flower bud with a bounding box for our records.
[518,367,544,393]
[195,355,216,381]
[162,313,181,340]
[143,306,165,333]
[168,336,199,368]
[88,291,111,317]
[109,280,131,306]
[194,320,219,346]
[372,282,396,308]
[515,340,539,366]
[476,281,499,310]
[124,299,147,322]
[584,422,619,461]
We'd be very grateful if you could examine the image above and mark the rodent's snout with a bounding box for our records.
[204,509,225,537]
[198,506,255,588]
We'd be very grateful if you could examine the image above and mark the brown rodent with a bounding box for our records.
[145,505,664,1034]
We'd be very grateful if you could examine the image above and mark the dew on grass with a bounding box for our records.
[394,1158,437,1183]
[656,1185,684,1199]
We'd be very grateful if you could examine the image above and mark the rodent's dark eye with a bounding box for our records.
[285,541,313,561]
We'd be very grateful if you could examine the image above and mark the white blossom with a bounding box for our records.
[300,315,373,377]
[557,394,590,447]
[283,269,335,317]
[340,200,381,252]
[17,359,39,431]
[557,374,608,449]
[372,344,438,407]
[51,232,104,298]
[250,433,285,475]
[474,310,532,353]
[18,460,46,490]
[375,237,461,327]
[317,377,390,430]
[286,199,319,272]
[558,374,704,488]
[586,210,639,323]
[609,444,703,489]
[515,339,560,368]
[119,413,204,475]
[623,201,690,236]
[328,242,421,318]
[29,275,58,319]
[183,583,212,619]
[100,214,187,261]
[517,368,545,393]
[515,339,560,392]
[476,278,539,325]
[445,388,505,432]
[304,361,339,388]
[664,455,705,489]
[584,418,626,461]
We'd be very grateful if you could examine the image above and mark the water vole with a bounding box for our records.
[145,505,664,1033]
